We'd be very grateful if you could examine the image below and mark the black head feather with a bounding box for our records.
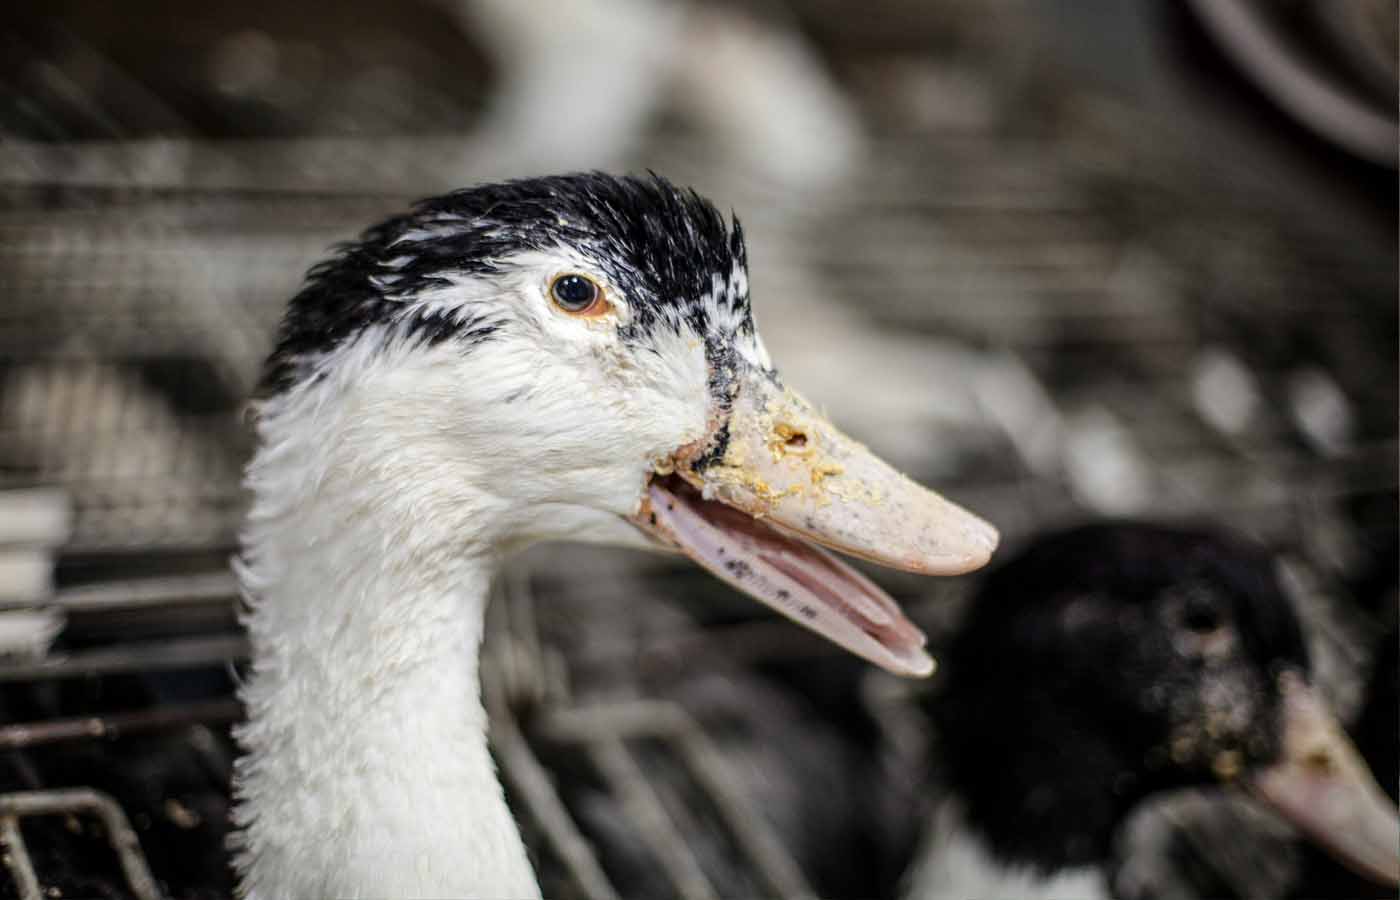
[930,521,1311,873]
[260,173,753,396]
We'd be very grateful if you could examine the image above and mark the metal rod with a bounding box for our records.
[534,705,817,900]
[0,815,40,900]
[537,701,815,899]
[533,700,691,743]
[48,571,239,612]
[0,698,242,749]
[673,725,816,900]
[87,790,163,900]
[0,634,248,682]
[588,738,719,900]
[491,713,621,900]
[0,789,160,900]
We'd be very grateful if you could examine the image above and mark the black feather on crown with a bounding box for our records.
[261,173,752,396]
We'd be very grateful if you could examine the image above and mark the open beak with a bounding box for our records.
[1248,672,1399,886]
[632,367,998,677]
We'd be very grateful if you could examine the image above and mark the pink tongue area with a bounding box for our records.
[646,479,934,676]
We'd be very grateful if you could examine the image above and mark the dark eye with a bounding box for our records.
[1182,601,1222,634]
[550,274,605,315]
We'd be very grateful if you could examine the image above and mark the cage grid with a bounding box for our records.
[0,562,849,898]
[0,7,1395,894]
[0,788,161,900]
[0,128,1393,893]
[1,134,1393,554]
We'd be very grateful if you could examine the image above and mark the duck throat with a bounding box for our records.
[231,398,539,898]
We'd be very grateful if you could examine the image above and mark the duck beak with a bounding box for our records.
[1248,672,1399,886]
[633,368,998,678]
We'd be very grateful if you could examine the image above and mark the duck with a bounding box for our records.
[230,172,998,899]
[904,521,1399,900]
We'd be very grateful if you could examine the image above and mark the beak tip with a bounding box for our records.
[941,511,999,572]
[968,527,999,566]
[973,515,1001,554]
[914,523,998,575]
[896,647,938,678]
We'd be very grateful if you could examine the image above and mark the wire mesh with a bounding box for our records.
[0,789,161,900]
[0,1,1394,896]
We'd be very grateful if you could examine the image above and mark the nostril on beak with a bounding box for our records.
[785,432,808,449]
[1303,747,1338,774]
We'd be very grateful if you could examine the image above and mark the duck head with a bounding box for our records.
[262,172,996,677]
[933,522,1398,886]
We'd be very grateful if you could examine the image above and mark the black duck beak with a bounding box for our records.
[633,367,998,678]
[1248,672,1399,886]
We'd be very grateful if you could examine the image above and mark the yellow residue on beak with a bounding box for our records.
[669,367,997,576]
[767,421,814,460]
[696,384,871,515]
[810,459,844,486]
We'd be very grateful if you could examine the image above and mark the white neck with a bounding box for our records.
[903,800,1107,900]
[231,378,540,899]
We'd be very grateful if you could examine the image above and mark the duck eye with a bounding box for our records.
[550,274,606,315]
[1182,603,1222,634]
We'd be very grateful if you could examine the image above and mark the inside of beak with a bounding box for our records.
[633,370,998,678]
[1248,672,1400,886]
[640,474,935,676]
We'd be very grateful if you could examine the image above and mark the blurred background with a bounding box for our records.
[0,0,1395,897]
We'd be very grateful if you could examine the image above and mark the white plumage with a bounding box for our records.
[230,173,997,899]
[233,254,711,897]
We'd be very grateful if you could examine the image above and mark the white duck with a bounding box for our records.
[231,173,998,898]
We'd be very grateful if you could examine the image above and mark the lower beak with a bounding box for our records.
[633,369,998,677]
[1248,672,1400,886]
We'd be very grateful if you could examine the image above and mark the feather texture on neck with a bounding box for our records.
[231,343,540,899]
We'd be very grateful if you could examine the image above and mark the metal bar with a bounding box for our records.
[0,790,160,900]
[533,701,691,743]
[48,572,239,612]
[490,713,621,900]
[0,815,40,900]
[0,551,53,607]
[0,488,70,549]
[588,738,719,900]
[0,698,242,749]
[0,634,248,682]
[672,724,816,900]
[86,790,163,900]
[537,701,815,898]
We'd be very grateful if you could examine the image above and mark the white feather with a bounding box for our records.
[233,251,712,897]
[904,801,1108,900]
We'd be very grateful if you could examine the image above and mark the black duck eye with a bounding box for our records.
[1182,601,1222,635]
[549,273,607,316]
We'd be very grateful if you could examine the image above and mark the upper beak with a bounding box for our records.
[633,366,998,677]
[679,369,998,574]
[1248,671,1399,886]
